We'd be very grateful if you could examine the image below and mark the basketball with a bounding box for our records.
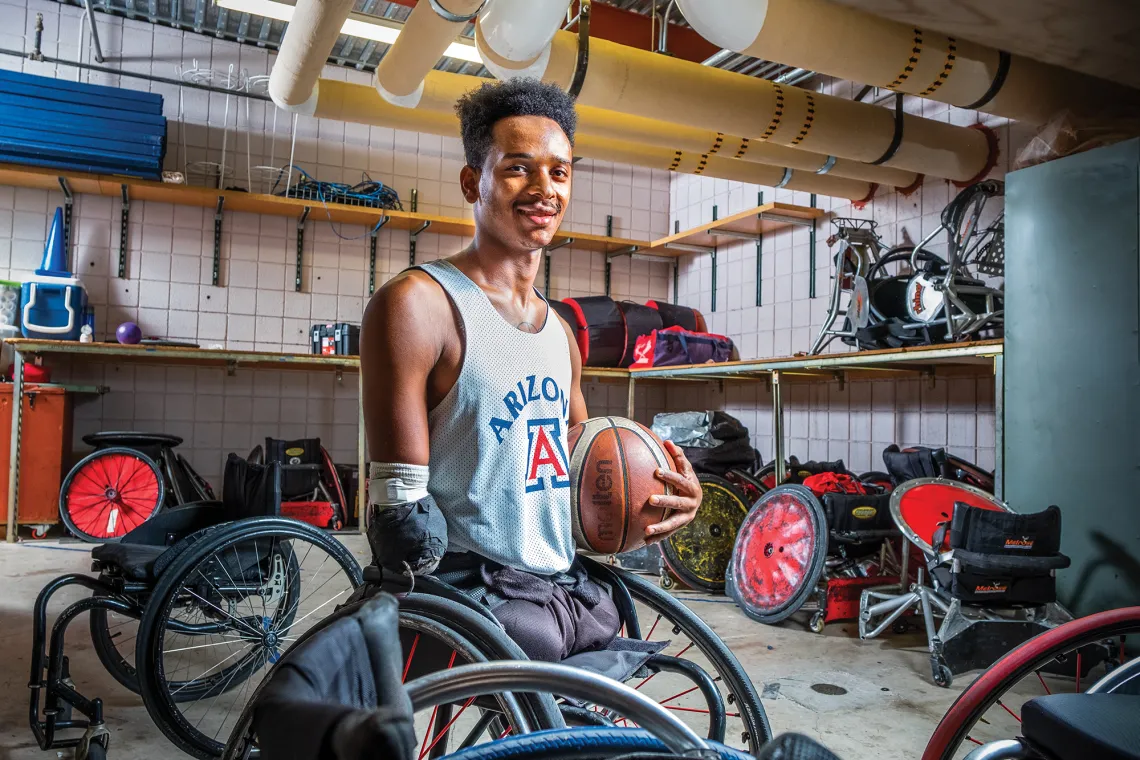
[568,416,677,555]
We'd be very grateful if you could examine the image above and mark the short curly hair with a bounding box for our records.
[455,78,577,169]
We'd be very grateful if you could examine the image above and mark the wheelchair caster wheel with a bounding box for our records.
[659,574,675,591]
[31,524,49,539]
[892,620,909,635]
[809,613,825,634]
[932,662,953,688]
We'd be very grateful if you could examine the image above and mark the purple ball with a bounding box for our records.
[116,322,142,345]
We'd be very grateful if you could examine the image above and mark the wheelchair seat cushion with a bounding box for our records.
[1022,694,1140,760]
[91,543,167,581]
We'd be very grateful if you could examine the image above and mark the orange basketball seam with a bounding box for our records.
[606,417,633,554]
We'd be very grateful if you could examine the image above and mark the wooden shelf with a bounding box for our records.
[2,338,633,381]
[641,203,826,257]
[0,164,648,254]
[629,339,1003,380]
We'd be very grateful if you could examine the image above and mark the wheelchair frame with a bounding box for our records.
[28,515,363,760]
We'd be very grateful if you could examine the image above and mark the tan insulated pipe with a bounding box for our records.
[267,0,356,114]
[313,79,875,201]
[575,105,919,189]
[675,0,1140,125]
[374,0,486,107]
[476,28,996,183]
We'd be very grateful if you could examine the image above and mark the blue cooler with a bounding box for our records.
[21,276,87,341]
[21,207,89,341]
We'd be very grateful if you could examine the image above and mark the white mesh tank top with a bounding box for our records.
[416,259,577,575]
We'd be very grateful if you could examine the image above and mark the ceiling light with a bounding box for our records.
[214,0,484,64]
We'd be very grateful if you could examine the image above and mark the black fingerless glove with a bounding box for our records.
[366,494,448,576]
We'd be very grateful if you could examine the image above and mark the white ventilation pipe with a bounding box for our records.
[267,0,356,114]
[474,0,573,80]
[675,0,1140,124]
[475,26,995,182]
[375,0,486,107]
[311,78,875,201]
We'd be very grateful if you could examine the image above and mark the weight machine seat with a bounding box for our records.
[1022,694,1140,760]
[90,543,167,581]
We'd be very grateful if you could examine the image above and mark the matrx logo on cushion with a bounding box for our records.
[974,583,1009,594]
[525,418,570,493]
[1004,537,1034,550]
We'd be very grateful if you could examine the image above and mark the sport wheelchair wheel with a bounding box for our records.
[60,448,164,542]
[923,606,1140,760]
[136,518,363,759]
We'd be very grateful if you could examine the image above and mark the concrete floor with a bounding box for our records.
[1,536,977,760]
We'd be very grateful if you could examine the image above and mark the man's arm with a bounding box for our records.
[361,271,448,466]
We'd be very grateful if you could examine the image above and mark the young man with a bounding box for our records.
[360,78,703,662]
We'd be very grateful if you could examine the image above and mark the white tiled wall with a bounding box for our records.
[1,0,1007,485]
[0,0,670,487]
[665,76,1023,471]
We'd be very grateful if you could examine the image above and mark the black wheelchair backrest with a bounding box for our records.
[883,444,945,484]
[950,503,1062,557]
[223,454,283,520]
[253,594,416,760]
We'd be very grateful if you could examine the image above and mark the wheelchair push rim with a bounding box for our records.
[889,478,1008,554]
[136,518,363,759]
[60,447,165,543]
[923,606,1140,760]
[727,485,827,625]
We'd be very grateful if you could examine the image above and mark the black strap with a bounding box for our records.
[870,93,905,166]
[962,51,1012,111]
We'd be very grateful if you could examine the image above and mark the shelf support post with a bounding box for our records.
[368,216,388,296]
[994,352,1004,500]
[756,191,765,306]
[626,375,636,419]
[809,193,818,298]
[6,349,24,542]
[711,205,718,313]
[772,370,786,486]
[672,260,679,304]
[409,220,431,267]
[213,196,225,287]
[118,184,130,279]
[604,215,614,296]
[57,177,73,267]
[294,206,309,292]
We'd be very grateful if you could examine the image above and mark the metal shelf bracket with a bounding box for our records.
[118,184,130,279]
[213,196,225,287]
[294,206,310,292]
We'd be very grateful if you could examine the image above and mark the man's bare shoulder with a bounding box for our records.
[361,270,454,360]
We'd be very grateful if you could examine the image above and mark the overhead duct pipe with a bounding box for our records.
[474,26,995,183]
[475,0,573,78]
[674,0,1140,125]
[267,0,355,114]
[374,0,486,107]
[575,103,920,189]
[312,79,875,201]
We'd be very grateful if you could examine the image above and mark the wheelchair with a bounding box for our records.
[858,478,1078,687]
[923,605,1140,760]
[247,437,350,531]
[29,453,364,760]
[222,590,781,760]
[59,432,216,542]
[222,553,772,759]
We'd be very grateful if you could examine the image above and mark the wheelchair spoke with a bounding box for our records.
[165,638,260,654]
[421,697,476,758]
[403,633,420,683]
[1036,671,1052,695]
[170,641,256,696]
[183,584,264,639]
[645,614,662,640]
[996,701,1020,723]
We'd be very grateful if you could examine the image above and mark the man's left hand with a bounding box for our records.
[645,440,703,543]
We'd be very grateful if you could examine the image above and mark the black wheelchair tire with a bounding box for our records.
[136,517,363,759]
[583,559,773,752]
[437,727,754,760]
[89,603,142,695]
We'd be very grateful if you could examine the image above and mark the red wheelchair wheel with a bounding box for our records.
[728,485,827,624]
[59,447,164,542]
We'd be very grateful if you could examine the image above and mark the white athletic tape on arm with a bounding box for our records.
[368,462,430,507]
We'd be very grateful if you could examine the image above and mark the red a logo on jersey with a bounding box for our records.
[526,418,570,493]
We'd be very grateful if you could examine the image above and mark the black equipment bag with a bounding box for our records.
[947,503,1070,605]
[562,296,626,367]
[645,300,705,332]
[680,411,759,477]
[548,299,577,328]
[616,301,664,367]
